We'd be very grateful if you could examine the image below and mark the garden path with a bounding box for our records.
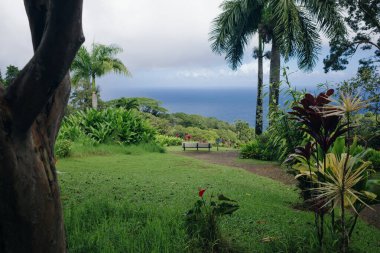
[173,150,380,230]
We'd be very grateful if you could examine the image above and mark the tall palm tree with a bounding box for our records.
[210,0,345,127]
[210,0,265,135]
[71,43,131,109]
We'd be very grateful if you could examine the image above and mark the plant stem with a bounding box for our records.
[348,214,359,238]
[341,112,351,253]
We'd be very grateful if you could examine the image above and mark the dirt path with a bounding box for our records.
[173,150,380,230]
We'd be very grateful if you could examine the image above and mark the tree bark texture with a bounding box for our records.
[269,38,281,118]
[0,1,84,252]
[255,34,264,135]
[91,77,98,109]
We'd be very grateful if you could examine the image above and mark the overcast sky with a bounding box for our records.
[0,0,364,100]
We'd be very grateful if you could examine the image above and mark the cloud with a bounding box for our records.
[0,0,226,72]
[0,0,33,69]
[0,1,359,95]
[81,0,225,70]
[175,60,270,79]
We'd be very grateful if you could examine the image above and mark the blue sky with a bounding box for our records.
[0,0,367,101]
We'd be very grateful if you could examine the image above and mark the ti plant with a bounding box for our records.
[185,188,239,252]
[286,89,379,252]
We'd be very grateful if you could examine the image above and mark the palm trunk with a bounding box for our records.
[269,38,281,121]
[255,34,264,135]
[91,76,98,109]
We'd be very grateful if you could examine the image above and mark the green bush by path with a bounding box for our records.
[57,151,380,253]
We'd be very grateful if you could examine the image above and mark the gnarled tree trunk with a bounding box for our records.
[0,1,84,252]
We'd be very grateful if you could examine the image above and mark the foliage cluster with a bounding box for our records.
[286,89,379,252]
[55,139,72,158]
[324,0,380,72]
[58,108,156,146]
[113,100,253,146]
[155,135,183,147]
[240,136,272,161]
[0,65,20,88]
[107,97,167,116]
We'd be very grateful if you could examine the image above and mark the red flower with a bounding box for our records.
[198,188,206,198]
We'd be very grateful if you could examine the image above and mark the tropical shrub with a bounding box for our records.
[240,136,273,160]
[155,135,183,146]
[286,90,379,252]
[366,149,380,171]
[354,113,380,150]
[185,188,239,252]
[55,139,72,158]
[58,108,156,145]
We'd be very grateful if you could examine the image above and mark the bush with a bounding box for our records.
[55,139,72,158]
[366,149,380,171]
[240,136,273,161]
[155,135,182,146]
[347,140,380,171]
[58,108,156,145]
[240,140,261,159]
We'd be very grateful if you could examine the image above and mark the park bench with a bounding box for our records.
[182,142,212,151]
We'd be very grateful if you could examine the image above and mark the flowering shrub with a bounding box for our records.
[184,188,239,252]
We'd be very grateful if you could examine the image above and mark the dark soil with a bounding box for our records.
[174,150,380,230]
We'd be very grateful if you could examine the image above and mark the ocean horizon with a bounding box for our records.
[102,86,316,127]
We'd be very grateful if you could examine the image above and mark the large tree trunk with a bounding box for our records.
[255,34,264,135]
[269,37,281,120]
[0,1,84,252]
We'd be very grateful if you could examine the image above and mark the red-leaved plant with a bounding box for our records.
[287,89,378,252]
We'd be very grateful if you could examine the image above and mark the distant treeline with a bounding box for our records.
[67,96,255,146]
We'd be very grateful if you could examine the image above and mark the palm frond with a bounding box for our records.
[90,43,130,77]
[271,0,321,70]
[299,0,347,39]
[71,46,92,86]
[209,0,263,69]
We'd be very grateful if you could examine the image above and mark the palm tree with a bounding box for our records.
[210,0,345,127]
[71,43,131,109]
[210,0,265,135]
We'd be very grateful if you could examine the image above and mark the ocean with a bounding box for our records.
[109,87,274,126]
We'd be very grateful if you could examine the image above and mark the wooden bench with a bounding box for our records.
[182,142,212,151]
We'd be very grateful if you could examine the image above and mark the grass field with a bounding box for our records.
[57,146,380,253]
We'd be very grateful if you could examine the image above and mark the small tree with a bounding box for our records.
[4,65,20,88]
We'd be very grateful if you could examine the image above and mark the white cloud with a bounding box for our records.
[0,1,359,93]
[0,0,225,71]
[175,60,270,79]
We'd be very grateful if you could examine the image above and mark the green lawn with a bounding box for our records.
[58,148,380,253]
